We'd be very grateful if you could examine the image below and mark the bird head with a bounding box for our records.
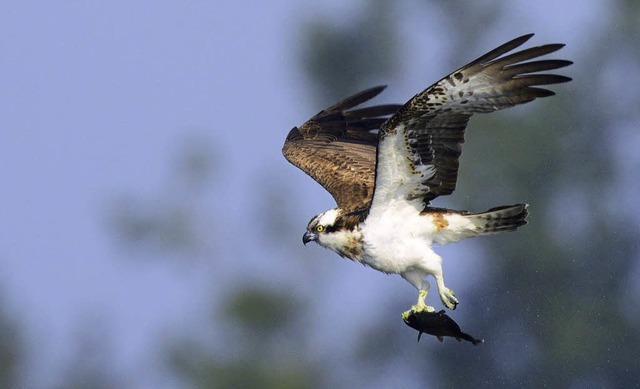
[303,208,340,246]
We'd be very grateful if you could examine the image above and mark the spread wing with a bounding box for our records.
[370,33,572,211]
[283,86,401,212]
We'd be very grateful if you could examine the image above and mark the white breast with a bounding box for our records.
[360,200,436,274]
[360,201,479,274]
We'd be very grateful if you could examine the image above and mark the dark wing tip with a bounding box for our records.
[471,33,535,65]
[284,126,301,143]
[503,33,536,49]
[513,74,573,85]
[324,85,388,113]
[283,86,391,210]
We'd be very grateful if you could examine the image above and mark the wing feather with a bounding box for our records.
[371,34,572,210]
[283,86,401,212]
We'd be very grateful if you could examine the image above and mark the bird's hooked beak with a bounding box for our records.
[302,231,317,245]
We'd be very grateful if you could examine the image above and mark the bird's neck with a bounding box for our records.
[322,225,365,262]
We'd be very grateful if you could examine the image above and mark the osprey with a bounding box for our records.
[283,34,571,314]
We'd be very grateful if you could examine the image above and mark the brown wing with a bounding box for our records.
[371,34,572,210]
[283,86,401,212]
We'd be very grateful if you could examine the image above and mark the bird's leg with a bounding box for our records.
[402,281,435,320]
[416,289,428,308]
[434,272,458,310]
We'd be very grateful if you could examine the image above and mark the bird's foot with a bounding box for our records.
[439,287,458,310]
[402,304,435,321]
[402,289,435,320]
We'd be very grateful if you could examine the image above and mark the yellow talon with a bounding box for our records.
[418,289,428,305]
[402,289,435,319]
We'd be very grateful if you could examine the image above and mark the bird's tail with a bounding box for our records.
[464,204,528,235]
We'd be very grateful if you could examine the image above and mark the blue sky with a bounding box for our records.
[0,1,630,386]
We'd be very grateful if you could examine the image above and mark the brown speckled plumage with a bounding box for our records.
[380,34,572,206]
[283,86,400,212]
[283,34,572,216]
[285,34,571,318]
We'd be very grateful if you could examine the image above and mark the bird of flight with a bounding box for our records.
[283,34,571,318]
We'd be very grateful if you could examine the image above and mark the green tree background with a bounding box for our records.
[2,1,639,388]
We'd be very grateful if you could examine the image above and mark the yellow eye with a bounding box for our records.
[316,225,324,232]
